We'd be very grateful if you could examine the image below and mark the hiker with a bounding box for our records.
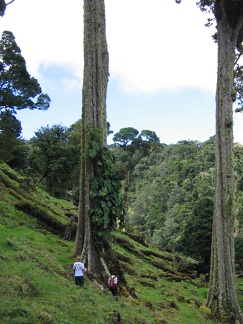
[108,274,118,301]
[73,256,85,287]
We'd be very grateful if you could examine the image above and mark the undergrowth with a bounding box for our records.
[0,162,242,323]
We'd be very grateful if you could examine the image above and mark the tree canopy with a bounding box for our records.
[28,124,80,200]
[0,31,51,113]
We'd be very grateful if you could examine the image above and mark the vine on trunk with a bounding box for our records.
[89,133,124,241]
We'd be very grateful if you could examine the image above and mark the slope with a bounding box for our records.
[0,162,242,323]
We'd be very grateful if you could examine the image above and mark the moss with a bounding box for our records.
[130,297,140,305]
[200,305,213,315]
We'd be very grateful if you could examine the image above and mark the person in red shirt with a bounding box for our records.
[108,274,118,301]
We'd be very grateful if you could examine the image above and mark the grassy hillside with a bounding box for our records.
[0,163,242,323]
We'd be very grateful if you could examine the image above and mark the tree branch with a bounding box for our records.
[6,0,15,5]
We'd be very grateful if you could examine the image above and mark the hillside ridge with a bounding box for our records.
[0,162,224,323]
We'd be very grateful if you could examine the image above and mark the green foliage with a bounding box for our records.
[112,135,243,275]
[113,127,139,147]
[0,30,51,171]
[234,64,243,112]
[1,161,243,323]
[0,31,50,113]
[140,129,160,142]
[176,197,213,272]
[89,144,124,240]
[0,109,28,168]
[128,140,206,238]
[27,124,80,201]
[235,237,243,271]
[0,162,76,234]
[111,127,161,231]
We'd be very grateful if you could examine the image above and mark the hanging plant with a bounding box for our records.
[89,139,124,240]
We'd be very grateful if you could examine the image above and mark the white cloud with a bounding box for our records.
[105,0,217,94]
[0,0,217,95]
[0,0,241,145]
[0,0,83,78]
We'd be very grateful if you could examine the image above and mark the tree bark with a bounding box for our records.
[206,2,243,322]
[74,0,109,279]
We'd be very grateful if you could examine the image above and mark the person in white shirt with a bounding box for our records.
[73,256,85,287]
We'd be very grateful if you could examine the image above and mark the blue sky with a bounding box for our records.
[106,80,216,144]
[1,0,243,145]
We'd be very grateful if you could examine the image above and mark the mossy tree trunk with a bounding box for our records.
[206,1,243,322]
[74,0,109,278]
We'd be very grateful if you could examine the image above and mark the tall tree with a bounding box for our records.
[180,0,243,322]
[112,127,160,231]
[0,31,50,113]
[176,197,213,273]
[28,124,80,200]
[113,127,140,230]
[74,0,124,280]
[0,30,50,171]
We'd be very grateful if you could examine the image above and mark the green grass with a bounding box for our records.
[0,162,242,323]
[0,206,216,324]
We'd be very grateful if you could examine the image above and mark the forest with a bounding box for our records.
[0,162,228,323]
[1,0,243,322]
[2,112,243,275]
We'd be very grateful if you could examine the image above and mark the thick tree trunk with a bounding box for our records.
[74,0,109,279]
[206,3,243,322]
